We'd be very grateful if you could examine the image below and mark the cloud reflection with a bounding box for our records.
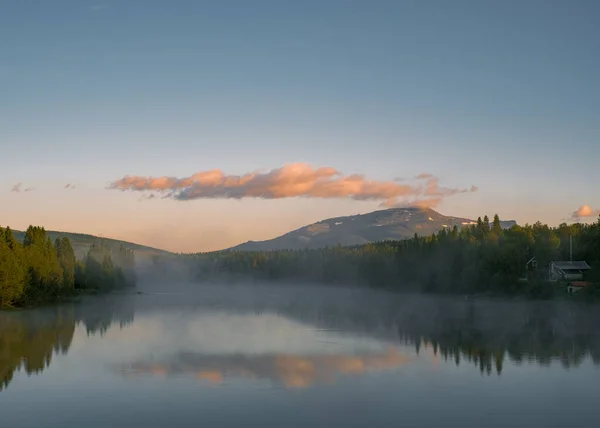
[116,347,411,388]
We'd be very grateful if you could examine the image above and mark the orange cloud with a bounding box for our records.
[109,163,477,207]
[571,205,600,220]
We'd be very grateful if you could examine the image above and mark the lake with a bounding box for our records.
[2,282,600,427]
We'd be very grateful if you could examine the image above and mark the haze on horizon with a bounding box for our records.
[1,0,599,253]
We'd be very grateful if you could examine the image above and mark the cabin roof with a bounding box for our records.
[551,261,591,270]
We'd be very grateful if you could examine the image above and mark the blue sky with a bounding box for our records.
[1,0,599,252]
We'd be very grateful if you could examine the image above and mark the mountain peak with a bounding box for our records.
[227,208,516,252]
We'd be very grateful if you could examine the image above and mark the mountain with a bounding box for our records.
[11,229,171,260]
[228,207,517,252]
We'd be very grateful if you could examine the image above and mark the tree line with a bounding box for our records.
[0,225,137,308]
[181,214,600,298]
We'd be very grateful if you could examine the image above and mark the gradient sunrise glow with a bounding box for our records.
[1,1,598,252]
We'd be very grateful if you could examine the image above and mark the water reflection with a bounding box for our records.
[396,299,600,375]
[0,295,134,391]
[270,292,600,375]
[1,307,75,391]
[2,290,600,394]
[117,347,411,388]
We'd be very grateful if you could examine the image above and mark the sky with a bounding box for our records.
[1,0,599,253]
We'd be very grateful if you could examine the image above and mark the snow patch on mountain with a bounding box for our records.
[228,207,518,252]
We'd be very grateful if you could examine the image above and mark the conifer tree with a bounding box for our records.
[0,233,27,307]
[55,237,76,289]
[22,226,63,300]
[451,225,459,239]
[492,214,502,234]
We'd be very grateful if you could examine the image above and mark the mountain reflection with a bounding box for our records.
[0,296,134,392]
[116,347,410,388]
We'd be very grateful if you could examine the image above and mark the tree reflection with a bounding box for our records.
[272,293,600,376]
[398,300,600,375]
[0,296,134,391]
[3,294,600,392]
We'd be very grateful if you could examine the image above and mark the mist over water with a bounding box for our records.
[2,280,600,427]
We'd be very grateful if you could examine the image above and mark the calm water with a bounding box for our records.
[2,283,600,428]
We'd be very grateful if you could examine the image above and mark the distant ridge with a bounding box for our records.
[227,207,517,252]
[11,229,171,259]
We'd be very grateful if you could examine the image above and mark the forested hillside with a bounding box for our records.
[182,214,600,298]
[10,229,169,259]
[1,225,137,308]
